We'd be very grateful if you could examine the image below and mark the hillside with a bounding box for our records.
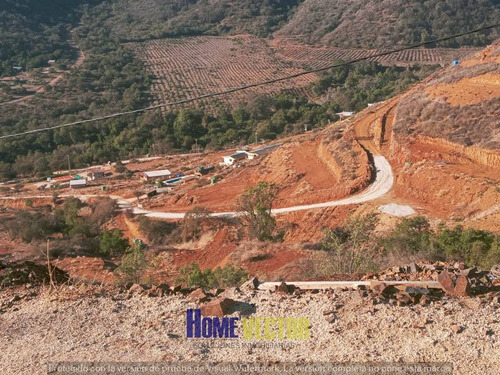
[101,0,500,47]
[276,0,500,47]
[0,0,100,76]
[105,0,302,40]
[393,41,500,150]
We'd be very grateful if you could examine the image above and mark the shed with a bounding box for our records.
[336,111,355,120]
[70,179,87,189]
[222,152,247,165]
[88,169,106,180]
[247,144,281,159]
[142,169,172,181]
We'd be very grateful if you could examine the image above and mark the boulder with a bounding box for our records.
[200,298,237,317]
[188,288,209,302]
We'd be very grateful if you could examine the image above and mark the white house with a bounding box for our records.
[222,152,247,165]
[142,169,172,181]
[70,179,87,189]
[336,111,355,120]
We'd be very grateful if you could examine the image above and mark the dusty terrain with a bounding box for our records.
[0,285,499,375]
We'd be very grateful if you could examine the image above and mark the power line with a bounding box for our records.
[1,22,499,140]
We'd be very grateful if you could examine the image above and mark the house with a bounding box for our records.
[70,179,87,189]
[222,152,247,165]
[48,60,56,65]
[12,66,23,72]
[142,169,172,181]
[88,169,107,180]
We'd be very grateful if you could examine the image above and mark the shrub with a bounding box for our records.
[176,263,248,289]
[90,197,117,225]
[178,206,212,242]
[380,216,434,260]
[137,217,177,245]
[98,229,129,257]
[321,213,380,273]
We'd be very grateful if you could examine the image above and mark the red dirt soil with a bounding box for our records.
[426,73,500,106]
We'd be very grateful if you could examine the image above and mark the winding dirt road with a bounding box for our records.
[0,102,395,218]
[117,101,396,218]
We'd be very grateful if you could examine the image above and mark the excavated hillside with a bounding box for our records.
[393,41,500,150]
[365,41,500,223]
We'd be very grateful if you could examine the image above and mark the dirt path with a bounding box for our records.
[0,47,85,107]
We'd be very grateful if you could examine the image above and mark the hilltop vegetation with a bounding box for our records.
[1,0,498,77]
[278,0,500,47]
[103,0,500,47]
[106,0,302,40]
[0,0,102,76]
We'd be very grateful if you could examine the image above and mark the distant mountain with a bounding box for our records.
[276,0,500,48]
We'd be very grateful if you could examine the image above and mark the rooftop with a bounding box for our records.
[228,152,247,159]
[143,169,172,178]
[69,179,87,186]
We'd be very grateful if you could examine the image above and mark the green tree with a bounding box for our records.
[380,216,433,258]
[116,240,149,284]
[236,182,280,241]
[98,229,129,257]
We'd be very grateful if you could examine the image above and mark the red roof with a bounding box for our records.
[53,175,73,181]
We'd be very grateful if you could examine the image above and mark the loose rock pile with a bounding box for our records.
[362,262,500,304]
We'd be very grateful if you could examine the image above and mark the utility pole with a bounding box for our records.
[255,131,258,144]
[67,154,71,172]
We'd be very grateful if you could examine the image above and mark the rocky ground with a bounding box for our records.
[1,281,499,375]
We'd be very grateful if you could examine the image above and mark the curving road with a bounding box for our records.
[122,101,396,219]
[1,103,395,219]
[116,155,393,219]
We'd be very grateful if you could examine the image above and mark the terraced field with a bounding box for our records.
[132,35,316,112]
[132,35,481,112]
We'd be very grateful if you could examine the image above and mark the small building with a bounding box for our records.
[48,175,73,182]
[88,169,106,180]
[12,66,23,72]
[70,179,87,189]
[142,169,172,181]
[222,152,247,166]
[336,111,355,120]
[248,144,281,159]
[48,60,56,65]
